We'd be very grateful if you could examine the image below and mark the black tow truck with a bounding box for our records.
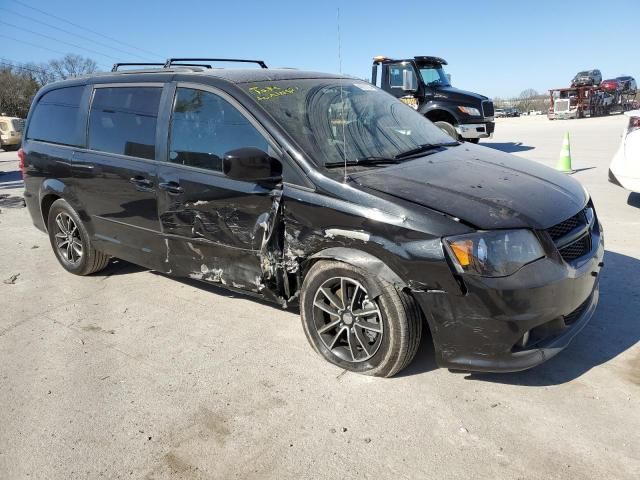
[371,55,495,143]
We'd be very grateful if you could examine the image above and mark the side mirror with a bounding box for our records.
[402,69,417,92]
[223,147,282,185]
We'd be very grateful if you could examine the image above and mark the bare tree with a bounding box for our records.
[0,54,98,117]
[0,66,40,117]
[48,54,97,80]
[22,61,58,86]
[518,88,539,112]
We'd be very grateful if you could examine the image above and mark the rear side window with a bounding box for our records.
[88,87,161,160]
[168,88,269,171]
[27,86,83,146]
[0,121,7,132]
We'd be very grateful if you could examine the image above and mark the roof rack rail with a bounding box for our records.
[164,58,268,69]
[111,62,164,72]
[167,63,212,69]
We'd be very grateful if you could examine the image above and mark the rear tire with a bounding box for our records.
[47,199,110,275]
[433,121,458,141]
[300,260,422,378]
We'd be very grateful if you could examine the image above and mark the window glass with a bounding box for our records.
[419,66,451,87]
[389,65,416,89]
[239,79,453,167]
[88,87,161,160]
[27,86,83,146]
[0,122,7,132]
[11,119,25,132]
[169,88,269,171]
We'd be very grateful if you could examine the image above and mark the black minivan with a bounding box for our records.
[20,59,604,377]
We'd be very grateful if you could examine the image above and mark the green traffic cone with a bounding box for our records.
[556,132,573,173]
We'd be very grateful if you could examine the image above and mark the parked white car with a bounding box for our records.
[609,110,640,193]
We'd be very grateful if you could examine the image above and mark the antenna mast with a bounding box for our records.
[337,7,348,182]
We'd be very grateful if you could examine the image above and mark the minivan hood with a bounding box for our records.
[350,145,587,230]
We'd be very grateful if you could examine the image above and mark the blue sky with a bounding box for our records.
[1,0,638,98]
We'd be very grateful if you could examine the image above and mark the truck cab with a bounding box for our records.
[371,56,495,143]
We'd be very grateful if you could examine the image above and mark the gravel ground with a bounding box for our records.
[0,114,638,479]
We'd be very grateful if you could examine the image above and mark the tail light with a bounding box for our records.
[629,117,640,134]
[17,148,26,178]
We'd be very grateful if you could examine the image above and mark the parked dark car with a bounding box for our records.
[19,60,604,377]
[504,107,520,117]
[616,75,637,93]
[571,69,602,87]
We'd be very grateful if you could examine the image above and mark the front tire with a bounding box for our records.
[466,138,480,144]
[433,121,458,141]
[47,199,110,275]
[301,261,422,377]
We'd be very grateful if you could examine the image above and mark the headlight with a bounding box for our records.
[444,230,545,277]
[457,106,481,116]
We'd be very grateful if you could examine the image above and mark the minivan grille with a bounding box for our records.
[547,209,587,241]
[558,234,592,262]
[546,207,594,263]
[482,100,494,118]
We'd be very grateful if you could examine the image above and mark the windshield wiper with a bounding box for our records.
[394,142,458,160]
[325,156,401,168]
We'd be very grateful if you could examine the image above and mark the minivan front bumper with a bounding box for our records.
[414,227,604,372]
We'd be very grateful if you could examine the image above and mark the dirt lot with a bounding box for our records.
[1,114,639,479]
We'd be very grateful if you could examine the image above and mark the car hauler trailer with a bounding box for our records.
[548,85,637,120]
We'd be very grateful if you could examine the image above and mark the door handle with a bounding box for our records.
[129,176,154,191]
[158,181,184,195]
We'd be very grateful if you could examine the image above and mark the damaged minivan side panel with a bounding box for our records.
[279,182,471,301]
[154,81,293,295]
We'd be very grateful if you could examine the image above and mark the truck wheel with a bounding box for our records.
[433,121,458,140]
[47,199,110,276]
[300,260,422,378]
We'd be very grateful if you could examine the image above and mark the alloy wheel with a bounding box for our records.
[54,212,83,264]
[312,277,384,363]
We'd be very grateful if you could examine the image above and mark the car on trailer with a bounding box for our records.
[617,76,637,94]
[571,69,602,87]
[600,78,623,93]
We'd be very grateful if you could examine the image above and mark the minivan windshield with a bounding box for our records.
[241,79,454,167]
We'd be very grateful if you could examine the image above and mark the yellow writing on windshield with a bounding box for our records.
[249,85,297,101]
